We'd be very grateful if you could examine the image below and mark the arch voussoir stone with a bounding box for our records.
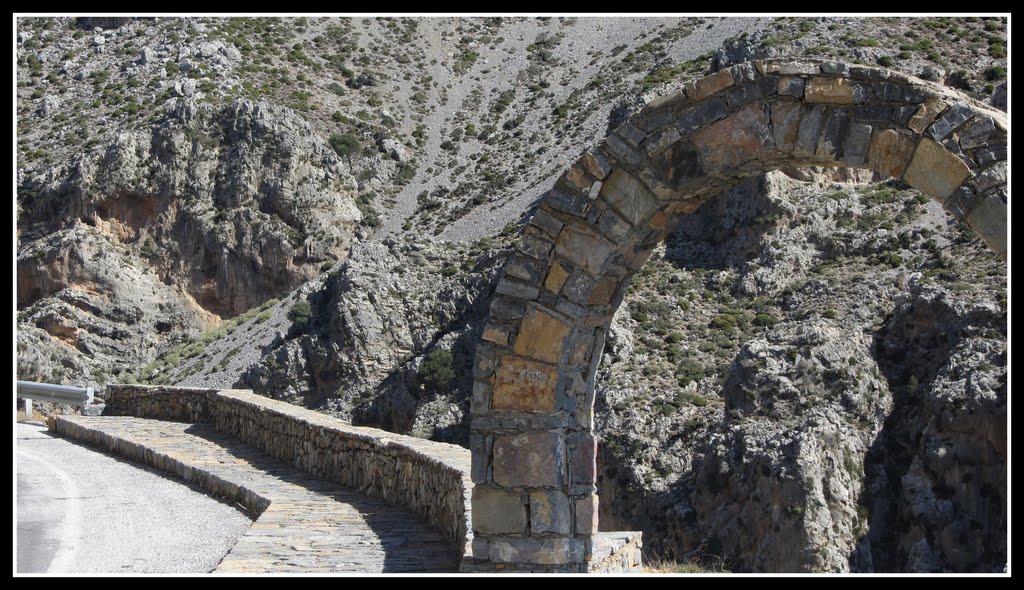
[466,58,1007,573]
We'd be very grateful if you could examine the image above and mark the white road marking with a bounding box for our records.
[17,448,83,574]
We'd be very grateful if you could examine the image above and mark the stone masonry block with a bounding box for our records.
[795,104,826,156]
[599,168,660,227]
[473,485,527,535]
[520,233,554,261]
[512,306,570,364]
[562,269,597,306]
[492,354,558,412]
[675,97,728,135]
[806,77,864,104]
[568,434,597,486]
[778,76,804,98]
[906,96,944,134]
[693,102,774,171]
[843,123,872,166]
[530,490,571,535]
[575,495,599,535]
[492,431,564,488]
[903,138,972,201]
[580,149,613,179]
[544,262,570,294]
[770,99,803,151]
[495,278,539,302]
[867,128,915,179]
[816,107,850,160]
[531,208,565,238]
[686,67,735,101]
[488,536,585,565]
[555,222,616,276]
[964,195,1007,259]
[927,103,974,140]
[481,323,510,347]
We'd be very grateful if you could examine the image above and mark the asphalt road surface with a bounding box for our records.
[16,421,254,574]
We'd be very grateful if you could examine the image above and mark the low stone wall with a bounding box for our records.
[102,385,472,557]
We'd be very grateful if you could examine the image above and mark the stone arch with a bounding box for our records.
[468,59,1007,571]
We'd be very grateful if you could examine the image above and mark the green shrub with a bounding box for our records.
[329,132,359,167]
[287,300,313,326]
[419,349,454,391]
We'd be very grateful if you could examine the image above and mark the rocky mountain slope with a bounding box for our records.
[16,15,1007,572]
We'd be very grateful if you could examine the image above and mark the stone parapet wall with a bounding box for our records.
[103,384,472,556]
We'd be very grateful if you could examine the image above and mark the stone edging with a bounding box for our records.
[98,384,473,558]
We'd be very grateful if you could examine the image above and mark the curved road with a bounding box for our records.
[16,422,254,574]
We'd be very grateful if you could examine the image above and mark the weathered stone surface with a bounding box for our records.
[694,102,774,171]
[974,161,1006,194]
[491,431,563,488]
[964,195,1007,259]
[531,208,565,238]
[562,269,597,306]
[805,77,864,104]
[513,306,570,364]
[569,434,597,486]
[596,209,633,243]
[492,355,559,412]
[686,67,735,101]
[580,149,613,180]
[642,126,681,156]
[820,61,850,76]
[675,97,728,134]
[587,180,603,200]
[575,495,599,535]
[520,233,554,261]
[778,76,804,98]
[586,277,619,306]
[473,486,527,535]
[764,61,819,75]
[770,99,804,152]
[907,96,944,134]
[615,120,647,148]
[816,107,850,160]
[903,138,971,200]
[957,116,996,151]
[481,323,510,346]
[544,262,570,294]
[563,164,595,194]
[529,490,571,534]
[724,76,777,109]
[843,123,872,165]
[504,253,546,283]
[868,129,916,179]
[470,433,490,483]
[599,169,661,227]
[927,103,974,140]
[494,278,539,301]
[729,61,759,83]
[796,105,826,156]
[547,189,591,218]
[488,537,585,565]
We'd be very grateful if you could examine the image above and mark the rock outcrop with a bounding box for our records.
[17,98,361,384]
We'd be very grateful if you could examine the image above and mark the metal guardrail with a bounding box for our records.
[16,380,94,416]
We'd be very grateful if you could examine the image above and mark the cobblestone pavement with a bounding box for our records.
[53,416,460,573]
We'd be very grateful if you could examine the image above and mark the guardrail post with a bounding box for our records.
[23,398,32,418]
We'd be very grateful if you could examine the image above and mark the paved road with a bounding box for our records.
[15,422,254,574]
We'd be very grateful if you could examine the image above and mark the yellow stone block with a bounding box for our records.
[491,354,559,412]
[903,138,971,200]
[688,68,735,101]
[868,129,916,179]
[513,306,570,364]
[544,262,570,293]
[805,77,859,104]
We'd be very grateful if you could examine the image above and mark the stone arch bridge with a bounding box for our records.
[467,58,1007,571]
